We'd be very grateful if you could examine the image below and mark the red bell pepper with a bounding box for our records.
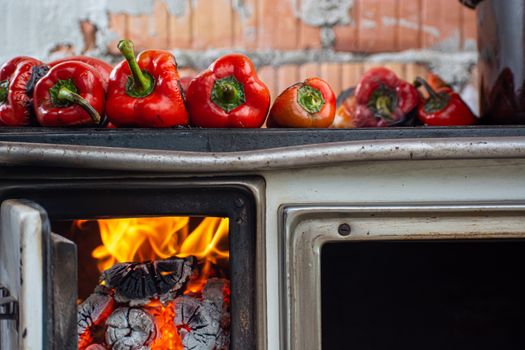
[414,77,477,126]
[106,40,189,127]
[0,56,43,126]
[48,56,112,89]
[186,54,270,128]
[33,61,104,127]
[354,67,419,127]
[267,77,336,128]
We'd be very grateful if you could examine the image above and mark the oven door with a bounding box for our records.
[0,199,77,350]
[281,204,525,350]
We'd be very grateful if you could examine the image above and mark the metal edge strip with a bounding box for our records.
[0,137,524,172]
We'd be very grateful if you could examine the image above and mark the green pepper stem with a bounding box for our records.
[414,76,440,100]
[118,39,154,97]
[0,80,8,103]
[211,76,246,112]
[57,87,101,124]
[297,85,325,114]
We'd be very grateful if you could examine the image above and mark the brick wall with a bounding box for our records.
[105,0,476,98]
[108,0,476,52]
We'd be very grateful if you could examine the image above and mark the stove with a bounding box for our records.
[0,127,525,350]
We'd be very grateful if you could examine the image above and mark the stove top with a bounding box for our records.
[0,126,523,152]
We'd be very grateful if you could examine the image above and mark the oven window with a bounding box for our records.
[53,216,230,350]
[321,240,525,350]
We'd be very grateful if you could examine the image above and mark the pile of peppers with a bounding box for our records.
[0,39,476,128]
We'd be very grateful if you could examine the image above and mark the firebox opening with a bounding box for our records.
[52,216,231,350]
[321,240,525,350]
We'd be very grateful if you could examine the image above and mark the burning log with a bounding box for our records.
[105,307,157,350]
[174,278,230,350]
[101,256,195,304]
[78,286,116,349]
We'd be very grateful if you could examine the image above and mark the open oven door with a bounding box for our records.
[0,199,77,350]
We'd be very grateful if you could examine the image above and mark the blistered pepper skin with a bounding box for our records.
[354,67,419,127]
[0,56,43,126]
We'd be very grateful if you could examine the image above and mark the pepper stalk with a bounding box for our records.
[118,39,155,98]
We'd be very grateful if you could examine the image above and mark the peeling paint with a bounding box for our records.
[0,0,112,63]
[165,0,188,17]
[232,0,252,22]
[382,16,440,37]
[360,18,377,29]
[299,0,355,27]
[106,0,154,15]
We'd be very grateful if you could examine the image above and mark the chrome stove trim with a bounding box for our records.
[280,203,525,350]
[0,137,524,172]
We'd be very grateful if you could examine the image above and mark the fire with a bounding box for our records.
[147,300,184,350]
[74,216,230,348]
[75,216,229,272]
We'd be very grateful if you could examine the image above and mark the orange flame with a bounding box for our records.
[75,217,229,272]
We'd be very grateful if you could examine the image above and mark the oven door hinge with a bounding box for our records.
[0,285,18,322]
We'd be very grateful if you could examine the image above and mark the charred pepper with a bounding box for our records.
[0,56,43,126]
[414,77,477,126]
[106,40,188,127]
[354,67,419,127]
[267,77,336,128]
[186,54,270,128]
[33,61,104,126]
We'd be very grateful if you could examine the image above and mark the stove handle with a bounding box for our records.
[0,285,18,321]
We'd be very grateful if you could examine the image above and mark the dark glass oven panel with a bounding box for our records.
[322,240,525,350]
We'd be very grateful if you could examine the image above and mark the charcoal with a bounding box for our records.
[78,286,115,349]
[105,307,157,350]
[174,278,230,350]
[101,256,195,304]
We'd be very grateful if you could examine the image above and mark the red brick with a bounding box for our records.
[340,63,364,90]
[277,65,299,95]
[168,0,192,49]
[404,63,429,85]
[233,0,258,49]
[257,0,275,49]
[333,0,360,51]
[461,7,477,49]
[297,0,322,49]
[127,15,151,51]
[299,63,320,81]
[258,65,278,101]
[150,0,169,49]
[275,0,299,49]
[320,63,342,96]
[108,13,127,55]
[396,0,421,50]
[421,0,462,50]
[356,0,397,52]
[192,0,233,49]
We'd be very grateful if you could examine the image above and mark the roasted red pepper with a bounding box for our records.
[354,67,419,127]
[0,56,43,126]
[415,77,477,126]
[106,40,188,127]
[267,77,336,128]
[48,56,112,89]
[186,54,270,128]
[33,61,104,126]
